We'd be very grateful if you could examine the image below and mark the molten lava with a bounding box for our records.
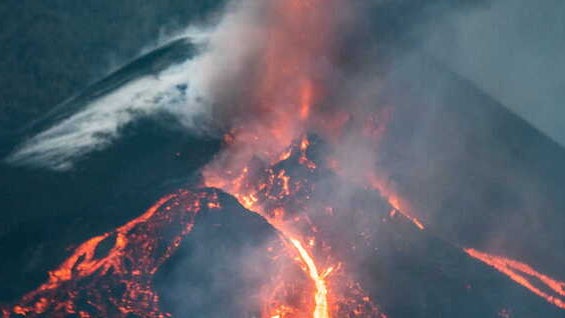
[465,249,565,309]
[368,173,425,230]
[203,136,384,317]
[289,238,330,318]
[2,134,387,317]
[200,0,352,313]
[3,190,222,317]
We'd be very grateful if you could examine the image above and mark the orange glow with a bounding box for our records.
[299,135,317,170]
[200,4,336,314]
[465,248,565,309]
[4,190,221,317]
[206,160,334,317]
[204,133,384,317]
[200,0,387,315]
[300,79,314,120]
[3,0,560,310]
[290,239,330,318]
[368,173,425,230]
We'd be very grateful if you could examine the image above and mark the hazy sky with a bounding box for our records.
[424,0,565,146]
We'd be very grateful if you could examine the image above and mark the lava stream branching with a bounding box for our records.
[370,181,565,312]
[203,135,386,318]
[289,239,330,318]
[369,173,565,312]
[465,248,565,309]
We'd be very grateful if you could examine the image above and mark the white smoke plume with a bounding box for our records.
[4,0,263,170]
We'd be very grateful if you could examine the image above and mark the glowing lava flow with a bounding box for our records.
[366,172,565,312]
[2,190,222,317]
[368,173,425,230]
[3,0,385,315]
[203,153,334,318]
[201,0,343,314]
[5,0,565,315]
[203,138,384,318]
[465,248,565,309]
[270,228,331,318]
[370,179,565,312]
[289,238,330,318]
[2,144,384,318]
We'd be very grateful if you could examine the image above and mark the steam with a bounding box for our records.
[4,0,264,171]
[6,62,200,170]
[3,0,401,172]
[5,46,203,170]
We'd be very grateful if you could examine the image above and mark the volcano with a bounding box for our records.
[1,45,564,317]
[1,1,564,317]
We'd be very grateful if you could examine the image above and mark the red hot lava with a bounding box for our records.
[3,190,221,317]
[465,249,565,309]
[2,140,386,317]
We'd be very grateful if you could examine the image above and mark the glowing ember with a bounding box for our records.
[465,248,565,309]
